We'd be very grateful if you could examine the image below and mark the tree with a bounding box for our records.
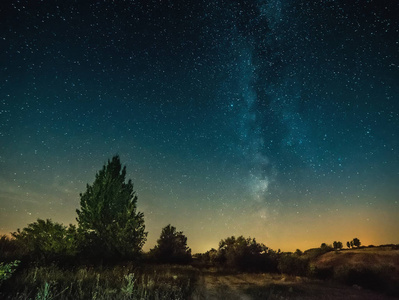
[0,235,19,260]
[76,155,147,259]
[346,241,350,248]
[150,224,191,264]
[353,238,361,248]
[216,236,276,271]
[12,219,77,262]
[350,241,354,248]
[333,241,343,250]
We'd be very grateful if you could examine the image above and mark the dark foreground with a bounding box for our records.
[1,264,397,299]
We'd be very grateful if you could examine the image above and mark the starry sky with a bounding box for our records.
[1,0,398,253]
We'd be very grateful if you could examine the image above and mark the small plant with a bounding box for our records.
[121,273,136,296]
[35,281,53,300]
[0,260,20,285]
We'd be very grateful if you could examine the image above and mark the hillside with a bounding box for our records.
[313,247,399,272]
[309,246,399,295]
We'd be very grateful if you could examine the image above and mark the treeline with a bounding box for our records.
[0,156,190,265]
[0,155,362,269]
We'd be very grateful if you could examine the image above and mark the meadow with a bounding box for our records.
[0,263,199,299]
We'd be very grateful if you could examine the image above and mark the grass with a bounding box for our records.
[1,246,399,299]
[0,263,200,299]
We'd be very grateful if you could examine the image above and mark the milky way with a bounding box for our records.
[1,0,398,252]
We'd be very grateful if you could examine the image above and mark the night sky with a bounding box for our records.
[1,0,398,253]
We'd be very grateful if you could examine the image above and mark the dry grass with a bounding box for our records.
[193,269,396,299]
[314,247,399,269]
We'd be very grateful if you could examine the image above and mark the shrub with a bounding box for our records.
[12,219,77,263]
[0,235,21,260]
[308,265,334,280]
[215,236,277,272]
[0,260,20,286]
[278,254,309,276]
[334,265,390,291]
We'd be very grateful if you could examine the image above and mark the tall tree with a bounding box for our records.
[150,224,191,264]
[76,155,147,258]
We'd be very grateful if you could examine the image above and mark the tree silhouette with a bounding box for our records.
[76,155,147,259]
[150,224,191,264]
[217,236,274,271]
[346,241,350,248]
[333,241,343,250]
[353,238,361,248]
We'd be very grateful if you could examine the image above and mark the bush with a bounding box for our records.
[278,254,309,276]
[334,265,390,291]
[215,236,278,272]
[12,219,78,263]
[308,265,334,280]
[0,235,21,260]
[0,260,20,286]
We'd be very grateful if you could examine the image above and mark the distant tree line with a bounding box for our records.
[0,155,365,274]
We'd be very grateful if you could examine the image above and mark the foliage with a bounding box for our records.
[308,265,334,280]
[216,236,277,271]
[278,253,309,276]
[333,241,343,250]
[346,238,361,249]
[333,265,396,293]
[0,264,199,299]
[0,235,20,260]
[320,243,333,252]
[76,155,147,259]
[294,249,303,256]
[195,248,218,266]
[149,224,192,264]
[12,219,77,262]
[0,260,20,286]
[352,238,361,248]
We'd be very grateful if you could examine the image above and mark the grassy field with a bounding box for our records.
[193,270,397,299]
[1,246,398,299]
[0,263,199,299]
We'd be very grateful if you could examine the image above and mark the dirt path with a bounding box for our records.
[192,269,396,300]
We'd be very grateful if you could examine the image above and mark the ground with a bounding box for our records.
[193,268,397,299]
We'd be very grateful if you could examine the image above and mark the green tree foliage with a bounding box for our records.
[216,236,276,271]
[150,224,191,264]
[0,260,20,286]
[76,156,147,259]
[12,219,77,262]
